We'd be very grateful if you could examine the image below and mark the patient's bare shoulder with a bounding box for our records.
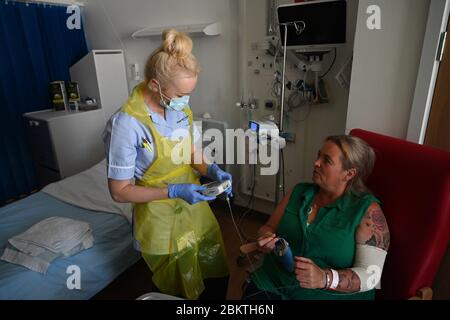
[355,202,390,251]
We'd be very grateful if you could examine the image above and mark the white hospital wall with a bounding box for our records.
[81,0,240,130]
[346,0,430,139]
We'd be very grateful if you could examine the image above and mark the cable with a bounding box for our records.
[226,197,245,244]
[317,72,326,100]
[241,164,256,215]
[314,71,320,103]
[228,195,300,300]
[303,69,309,91]
[287,90,307,110]
[286,69,313,111]
[223,128,258,243]
[290,103,312,123]
[281,149,285,197]
[320,48,337,80]
[225,196,272,299]
[237,162,258,242]
[272,38,282,69]
[271,79,282,98]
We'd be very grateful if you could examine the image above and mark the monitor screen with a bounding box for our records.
[277,0,346,50]
[249,121,260,133]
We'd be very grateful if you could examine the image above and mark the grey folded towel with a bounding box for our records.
[1,217,94,274]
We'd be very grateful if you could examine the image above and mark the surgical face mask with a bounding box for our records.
[158,83,190,112]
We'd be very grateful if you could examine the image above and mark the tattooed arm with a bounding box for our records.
[330,202,390,293]
[356,202,390,251]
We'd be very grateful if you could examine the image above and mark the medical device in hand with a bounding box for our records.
[200,180,232,197]
[272,238,295,273]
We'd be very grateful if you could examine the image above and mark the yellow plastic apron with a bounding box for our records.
[122,83,229,299]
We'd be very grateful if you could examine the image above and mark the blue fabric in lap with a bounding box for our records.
[0,192,140,300]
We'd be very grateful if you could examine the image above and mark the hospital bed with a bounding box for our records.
[0,160,141,300]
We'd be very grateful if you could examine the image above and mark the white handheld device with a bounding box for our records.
[200,180,232,197]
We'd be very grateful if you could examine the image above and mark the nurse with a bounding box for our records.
[103,29,231,299]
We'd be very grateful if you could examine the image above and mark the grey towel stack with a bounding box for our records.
[1,217,94,274]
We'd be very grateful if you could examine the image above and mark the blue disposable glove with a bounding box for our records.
[207,163,233,197]
[168,183,216,205]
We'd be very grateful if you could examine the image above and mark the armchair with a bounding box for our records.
[350,129,450,300]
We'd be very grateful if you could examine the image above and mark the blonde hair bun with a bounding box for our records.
[161,29,193,58]
[145,28,200,87]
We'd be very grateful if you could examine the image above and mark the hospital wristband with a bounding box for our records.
[329,269,339,290]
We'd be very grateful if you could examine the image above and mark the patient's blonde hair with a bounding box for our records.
[144,29,200,88]
[326,135,376,194]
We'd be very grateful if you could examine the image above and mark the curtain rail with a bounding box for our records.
[5,0,85,7]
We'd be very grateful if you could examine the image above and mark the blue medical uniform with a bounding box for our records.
[103,105,199,181]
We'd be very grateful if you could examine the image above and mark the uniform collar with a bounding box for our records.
[145,100,169,126]
[148,108,165,125]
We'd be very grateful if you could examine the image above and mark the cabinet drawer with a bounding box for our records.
[25,119,59,170]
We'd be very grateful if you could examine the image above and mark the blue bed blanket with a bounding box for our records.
[0,192,140,300]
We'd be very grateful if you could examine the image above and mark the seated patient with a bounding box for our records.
[243,135,390,300]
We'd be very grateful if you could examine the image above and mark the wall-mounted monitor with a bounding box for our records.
[277,0,347,52]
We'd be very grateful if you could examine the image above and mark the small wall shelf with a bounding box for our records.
[131,22,221,39]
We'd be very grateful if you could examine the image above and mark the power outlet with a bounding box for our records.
[261,61,274,70]
[265,100,275,109]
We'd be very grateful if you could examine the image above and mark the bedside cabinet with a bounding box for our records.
[24,109,106,188]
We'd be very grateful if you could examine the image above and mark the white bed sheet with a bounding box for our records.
[42,159,133,223]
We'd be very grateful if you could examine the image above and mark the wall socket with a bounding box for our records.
[261,61,274,69]
[265,99,275,109]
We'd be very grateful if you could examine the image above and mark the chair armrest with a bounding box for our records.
[408,287,433,300]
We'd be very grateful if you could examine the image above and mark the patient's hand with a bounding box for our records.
[256,233,277,254]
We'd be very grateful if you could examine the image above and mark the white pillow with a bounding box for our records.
[42,159,132,223]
